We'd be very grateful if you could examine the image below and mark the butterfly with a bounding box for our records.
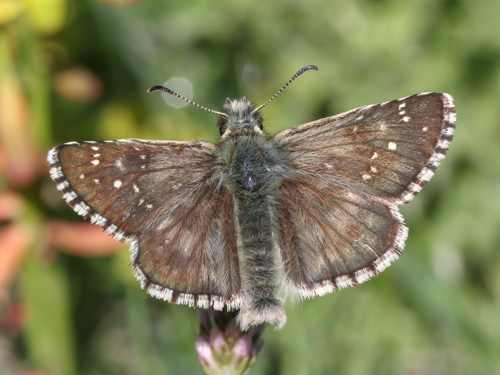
[48,65,456,330]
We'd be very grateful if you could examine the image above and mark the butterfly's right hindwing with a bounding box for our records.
[48,139,242,310]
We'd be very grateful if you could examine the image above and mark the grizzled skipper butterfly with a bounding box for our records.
[48,66,456,330]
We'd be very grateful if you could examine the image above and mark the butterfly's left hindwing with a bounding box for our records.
[273,92,455,297]
[276,176,407,298]
[48,139,242,310]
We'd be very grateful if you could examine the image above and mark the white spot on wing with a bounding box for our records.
[56,181,69,191]
[49,167,63,179]
[398,102,406,109]
[420,167,434,182]
[443,127,453,136]
[355,269,374,284]
[438,139,450,149]
[335,275,352,289]
[422,126,428,132]
[133,184,139,193]
[114,180,122,188]
[112,230,127,242]
[47,148,58,164]
[211,296,224,310]
[402,116,410,122]
[79,174,85,179]
[91,160,100,166]
[197,295,209,309]
[448,112,457,123]
[313,281,334,296]
[410,183,422,193]
[388,142,397,150]
[107,224,118,236]
[371,152,379,160]
[362,174,372,180]
[73,202,90,216]
[91,146,99,151]
[90,213,107,227]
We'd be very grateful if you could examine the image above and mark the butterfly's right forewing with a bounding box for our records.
[49,139,242,310]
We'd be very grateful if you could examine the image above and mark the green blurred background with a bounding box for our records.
[1,0,499,374]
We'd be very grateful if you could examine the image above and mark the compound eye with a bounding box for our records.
[218,117,228,136]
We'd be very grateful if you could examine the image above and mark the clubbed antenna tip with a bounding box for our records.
[252,65,319,114]
[147,85,228,117]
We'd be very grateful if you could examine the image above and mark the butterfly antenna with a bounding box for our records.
[251,65,319,114]
[147,85,229,117]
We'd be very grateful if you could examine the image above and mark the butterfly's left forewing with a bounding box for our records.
[273,92,455,298]
[274,92,456,204]
[48,139,242,310]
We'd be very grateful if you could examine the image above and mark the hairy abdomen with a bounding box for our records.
[228,137,286,330]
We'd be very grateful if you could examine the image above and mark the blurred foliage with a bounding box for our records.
[0,0,499,374]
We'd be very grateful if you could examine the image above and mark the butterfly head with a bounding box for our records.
[218,97,264,138]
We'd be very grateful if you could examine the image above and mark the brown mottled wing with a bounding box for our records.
[273,93,456,297]
[276,177,407,298]
[274,93,456,204]
[48,139,241,310]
